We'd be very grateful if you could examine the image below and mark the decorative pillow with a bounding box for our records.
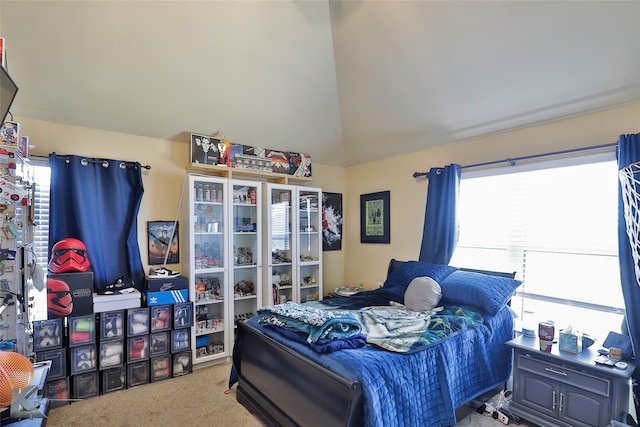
[439,270,522,316]
[380,261,457,302]
[404,276,442,312]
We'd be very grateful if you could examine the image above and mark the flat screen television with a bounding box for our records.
[0,66,18,126]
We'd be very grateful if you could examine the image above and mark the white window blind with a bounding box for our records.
[450,153,625,340]
[29,161,51,320]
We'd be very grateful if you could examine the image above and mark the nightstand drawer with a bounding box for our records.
[518,354,610,397]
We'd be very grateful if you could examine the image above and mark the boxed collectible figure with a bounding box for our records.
[0,121,19,146]
[150,330,170,357]
[146,275,187,292]
[99,339,124,370]
[99,310,125,340]
[46,377,70,408]
[127,307,149,336]
[68,314,96,347]
[127,334,149,363]
[172,328,191,353]
[150,305,172,332]
[101,365,127,394]
[151,355,172,382]
[72,371,99,400]
[127,360,149,387]
[143,289,189,306]
[37,348,67,380]
[47,272,94,318]
[173,301,193,328]
[70,344,97,375]
[172,351,192,377]
[33,318,64,351]
[93,290,141,312]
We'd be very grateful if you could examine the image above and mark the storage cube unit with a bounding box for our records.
[68,314,96,347]
[37,348,67,381]
[127,334,149,363]
[33,318,64,351]
[172,351,192,377]
[46,377,70,408]
[173,301,193,328]
[127,360,149,387]
[70,344,97,374]
[101,366,127,394]
[99,339,124,370]
[99,310,125,340]
[127,307,149,336]
[151,355,172,382]
[72,371,99,400]
[171,328,190,353]
[150,331,170,357]
[150,305,172,332]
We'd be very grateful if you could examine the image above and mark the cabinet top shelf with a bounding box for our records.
[187,163,312,185]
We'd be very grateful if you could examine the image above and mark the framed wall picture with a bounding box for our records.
[360,191,390,244]
[322,192,343,251]
[148,221,179,265]
[190,133,221,165]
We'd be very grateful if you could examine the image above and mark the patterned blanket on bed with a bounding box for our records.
[257,301,362,343]
[355,302,484,353]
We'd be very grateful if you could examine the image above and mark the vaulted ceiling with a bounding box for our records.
[2,1,639,167]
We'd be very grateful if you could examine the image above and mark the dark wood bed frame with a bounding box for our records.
[232,267,515,427]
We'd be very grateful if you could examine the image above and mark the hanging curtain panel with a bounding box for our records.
[419,164,461,265]
[48,153,145,293]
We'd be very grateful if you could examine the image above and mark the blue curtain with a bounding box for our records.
[48,153,145,293]
[418,164,461,264]
[617,134,640,358]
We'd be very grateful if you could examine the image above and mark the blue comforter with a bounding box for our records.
[244,304,513,427]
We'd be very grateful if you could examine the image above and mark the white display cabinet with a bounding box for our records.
[229,179,262,335]
[263,184,322,305]
[296,187,322,303]
[183,175,230,365]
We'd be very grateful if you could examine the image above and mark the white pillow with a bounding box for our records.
[404,276,442,312]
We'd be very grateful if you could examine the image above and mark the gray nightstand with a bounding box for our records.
[506,335,635,427]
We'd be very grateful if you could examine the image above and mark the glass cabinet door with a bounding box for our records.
[296,187,322,302]
[264,184,294,305]
[230,180,262,329]
[185,175,229,363]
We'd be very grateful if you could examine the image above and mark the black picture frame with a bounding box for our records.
[322,192,343,251]
[360,191,390,244]
[148,221,179,265]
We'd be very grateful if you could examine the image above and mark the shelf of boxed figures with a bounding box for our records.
[187,163,312,185]
[193,273,227,363]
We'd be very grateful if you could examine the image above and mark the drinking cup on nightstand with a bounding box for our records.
[539,338,554,352]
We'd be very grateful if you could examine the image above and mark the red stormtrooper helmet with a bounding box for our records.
[47,277,73,316]
[48,238,91,273]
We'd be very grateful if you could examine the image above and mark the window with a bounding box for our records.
[29,160,51,321]
[449,152,624,341]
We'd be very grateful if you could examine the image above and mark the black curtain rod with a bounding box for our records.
[31,154,151,170]
[412,142,617,179]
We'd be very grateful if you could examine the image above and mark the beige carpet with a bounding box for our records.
[45,361,530,427]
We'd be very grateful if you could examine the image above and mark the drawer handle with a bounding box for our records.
[545,367,568,376]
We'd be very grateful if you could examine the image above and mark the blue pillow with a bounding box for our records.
[383,261,457,292]
[440,270,522,316]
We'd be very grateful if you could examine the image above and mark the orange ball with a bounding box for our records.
[0,352,34,407]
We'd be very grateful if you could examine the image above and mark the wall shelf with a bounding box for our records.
[186,163,312,185]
